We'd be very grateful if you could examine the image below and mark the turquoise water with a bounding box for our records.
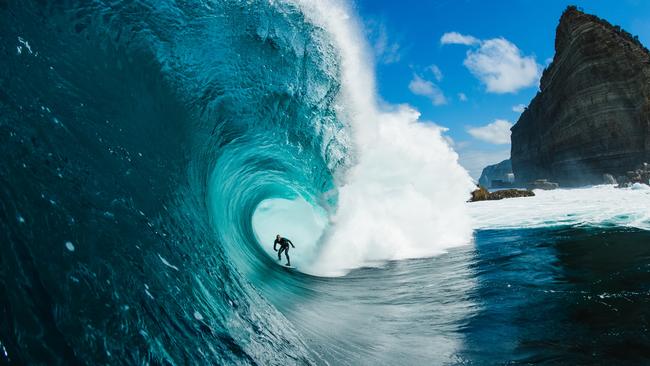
[2,1,650,365]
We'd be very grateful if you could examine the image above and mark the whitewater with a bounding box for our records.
[471,185,650,231]
[2,0,650,365]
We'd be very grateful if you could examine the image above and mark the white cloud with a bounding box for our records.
[458,92,467,102]
[429,64,443,81]
[408,74,447,106]
[512,104,526,113]
[467,119,513,144]
[440,32,480,46]
[463,38,541,93]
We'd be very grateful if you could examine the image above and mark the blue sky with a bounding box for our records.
[353,0,650,178]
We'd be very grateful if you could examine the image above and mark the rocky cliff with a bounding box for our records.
[478,159,513,188]
[511,6,650,186]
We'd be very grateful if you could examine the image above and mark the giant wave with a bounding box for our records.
[0,0,474,364]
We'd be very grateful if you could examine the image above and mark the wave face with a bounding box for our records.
[0,0,473,364]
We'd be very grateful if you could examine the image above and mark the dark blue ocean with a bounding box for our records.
[2,1,650,365]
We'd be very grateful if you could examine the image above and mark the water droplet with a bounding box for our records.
[65,241,75,251]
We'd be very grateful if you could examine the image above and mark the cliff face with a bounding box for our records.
[478,159,512,188]
[511,7,650,186]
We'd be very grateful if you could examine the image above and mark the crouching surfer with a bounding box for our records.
[273,234,295,266]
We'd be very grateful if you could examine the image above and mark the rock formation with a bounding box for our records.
[617,162,650,187]
[469,187,535,202]
[511,6,650,186]
[478,159,514,188]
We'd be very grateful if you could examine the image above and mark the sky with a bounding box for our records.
[353,0,650,179]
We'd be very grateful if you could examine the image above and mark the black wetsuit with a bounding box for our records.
[274,237,294,265]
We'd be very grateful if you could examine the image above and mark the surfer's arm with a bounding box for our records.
[288,239,295,248]
[273,240,278,251]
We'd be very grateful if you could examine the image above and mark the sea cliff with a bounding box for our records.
[511,6,650,186]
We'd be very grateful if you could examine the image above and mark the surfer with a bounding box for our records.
[273,234,295,266]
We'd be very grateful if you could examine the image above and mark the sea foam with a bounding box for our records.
[469,185,650,231]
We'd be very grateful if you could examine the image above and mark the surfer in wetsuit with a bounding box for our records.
[274,234,295,266]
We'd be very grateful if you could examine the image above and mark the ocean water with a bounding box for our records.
[2,0,650,365]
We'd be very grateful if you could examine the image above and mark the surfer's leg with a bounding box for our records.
[277,247,284,260]
[284,247,290,266]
